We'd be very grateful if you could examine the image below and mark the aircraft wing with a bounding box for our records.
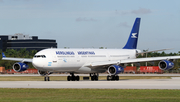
[85,56,180,68]
[2,53,32,63]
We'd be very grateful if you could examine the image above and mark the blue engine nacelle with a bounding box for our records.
[108,65,124,75]
[158,60,174,71]
[13,62,29,72]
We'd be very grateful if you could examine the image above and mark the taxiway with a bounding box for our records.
[0,78,180,89]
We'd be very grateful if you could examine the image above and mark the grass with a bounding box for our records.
[0,76,173,81]
[0,89,180,102]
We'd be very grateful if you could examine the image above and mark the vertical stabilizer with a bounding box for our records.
[2,52,6,58]
[123,18,141,49]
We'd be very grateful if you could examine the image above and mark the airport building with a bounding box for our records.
[0,33,57,51]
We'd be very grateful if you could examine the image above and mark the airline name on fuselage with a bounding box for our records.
[77,51,95,55]
[56,51,95,55]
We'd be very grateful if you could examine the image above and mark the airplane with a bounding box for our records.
[2,18,180,81]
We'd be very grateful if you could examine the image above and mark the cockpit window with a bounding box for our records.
[42,55,46,58]
[34,55,46,58]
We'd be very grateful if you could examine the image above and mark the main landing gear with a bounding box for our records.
[107,75,119,81]
[90,73,99,81]
[67,73,80,81]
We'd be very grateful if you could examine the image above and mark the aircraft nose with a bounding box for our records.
[32,59,43,68]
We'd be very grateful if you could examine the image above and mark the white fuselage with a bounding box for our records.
[32,48,137,73]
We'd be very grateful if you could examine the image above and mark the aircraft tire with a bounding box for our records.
[95,75,98,81]
[67,76,71,81]
[91,76,94,81]
[76,76,80,81]
[115,76,119,81]
[111,76,115,81]
[107,75,110,81]
[72,76,75,81]
[47,77,50,81]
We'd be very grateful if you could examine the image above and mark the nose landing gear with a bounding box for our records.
[38,70,51,81]
[44,75,50,81]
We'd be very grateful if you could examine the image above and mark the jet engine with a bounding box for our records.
[13,62,29,72]
[158,60,174,70]
[108,65,124,75]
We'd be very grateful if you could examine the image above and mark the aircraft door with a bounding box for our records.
[52,55,57,63]
[77,55,80,62]
[50,52,58,69]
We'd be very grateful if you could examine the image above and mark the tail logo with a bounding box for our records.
[131,33,137,38]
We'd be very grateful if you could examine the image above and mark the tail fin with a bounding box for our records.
[2,52,6,58]
[123,18,141,49]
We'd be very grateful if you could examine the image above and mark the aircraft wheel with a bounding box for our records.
[107,75,110,81]
[91,76,94,81]
[95,75,98,81]
[72,76,75,81]
[47,77,50,81]
[112,76,116,81]
[115,76,119,81]
[67,76,71,81]
[44,76,50,81]
[76,76,80,81]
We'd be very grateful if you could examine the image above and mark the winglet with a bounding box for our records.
[123,18,141,49]
[2,52,6,58]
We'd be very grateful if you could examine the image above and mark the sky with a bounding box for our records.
[0,0,180,53]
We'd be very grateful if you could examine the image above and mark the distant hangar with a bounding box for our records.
[0,33,57,51]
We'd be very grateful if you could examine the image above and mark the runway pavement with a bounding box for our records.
[0,79,180,89]
[1,74,180,89]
